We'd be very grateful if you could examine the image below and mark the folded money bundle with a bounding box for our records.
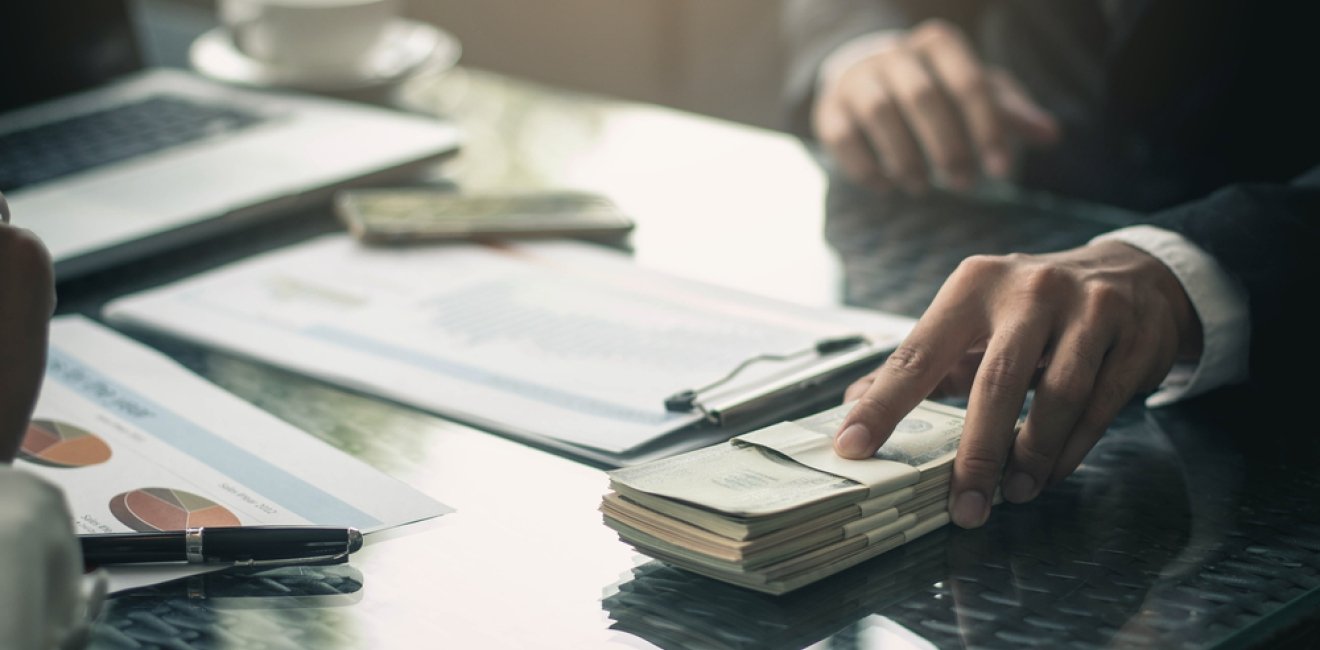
[602,400,983,595]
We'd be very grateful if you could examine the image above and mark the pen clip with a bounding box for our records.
[228,548,353,568]
[663,335,870,423]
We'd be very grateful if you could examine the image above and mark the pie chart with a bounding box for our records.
[109,487,242,532]
[18,419,113,468]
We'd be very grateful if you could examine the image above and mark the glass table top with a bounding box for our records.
[56,65,1320,649]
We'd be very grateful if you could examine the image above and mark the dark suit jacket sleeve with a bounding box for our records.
[1145,165,1320,389]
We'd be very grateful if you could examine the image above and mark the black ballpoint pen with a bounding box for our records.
[80,526,364,567]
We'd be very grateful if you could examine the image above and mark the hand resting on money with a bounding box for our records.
[832,240,1202,529]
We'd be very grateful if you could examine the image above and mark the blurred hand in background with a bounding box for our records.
[812,19,1060,195]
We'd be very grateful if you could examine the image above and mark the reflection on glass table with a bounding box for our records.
[603,397,1320,649]
[64,65,1320,649]
[91,565,364,648]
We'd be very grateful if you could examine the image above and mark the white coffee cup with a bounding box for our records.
[218,0,400,77]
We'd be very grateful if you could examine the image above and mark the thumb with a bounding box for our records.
[990,70,1060,146]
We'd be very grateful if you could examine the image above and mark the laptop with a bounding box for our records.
[0,0,461,280]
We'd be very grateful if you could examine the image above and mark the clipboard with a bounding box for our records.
[611,338,896,467]
[103,234,915,467]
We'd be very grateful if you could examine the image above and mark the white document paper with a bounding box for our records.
[19,316,452,593]
[104,235,914,458]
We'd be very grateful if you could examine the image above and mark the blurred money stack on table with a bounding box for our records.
[602,400,988,594]
[604,532,950,650]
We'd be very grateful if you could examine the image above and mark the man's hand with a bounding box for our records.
[813,19,1060,195]
[0,191,56,462]
[833,241,1203,528]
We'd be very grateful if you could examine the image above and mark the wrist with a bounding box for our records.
[1090,226,1250,404]
[1094,239,1204,362]
[1148,249,1205,363]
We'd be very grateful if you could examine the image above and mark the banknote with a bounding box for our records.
[608,400,965,522]
[608,438,868,520]
[601,484,946,568]
[602,399,977,594]
[791,399,966,472]
[618,508,951,595]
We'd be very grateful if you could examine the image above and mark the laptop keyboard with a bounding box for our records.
[0,95,265,192]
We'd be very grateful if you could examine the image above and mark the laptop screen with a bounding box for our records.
[0,0,143,113]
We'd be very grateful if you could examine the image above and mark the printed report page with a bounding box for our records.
[19,316,452,592]
[105,235,913,454]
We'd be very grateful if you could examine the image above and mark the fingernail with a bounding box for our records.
[951,490,988,528]
[1003,472,1036,503]
[834,423,872,458]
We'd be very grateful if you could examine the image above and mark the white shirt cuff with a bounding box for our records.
[1091,225,1250,406]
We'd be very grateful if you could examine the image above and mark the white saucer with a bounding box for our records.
[190,19,461,93]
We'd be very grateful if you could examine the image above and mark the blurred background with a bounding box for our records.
[134,0,790,130]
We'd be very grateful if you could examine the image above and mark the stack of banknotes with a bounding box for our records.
[602,400,984,595]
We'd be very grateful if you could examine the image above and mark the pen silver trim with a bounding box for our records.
[185,527,205,563]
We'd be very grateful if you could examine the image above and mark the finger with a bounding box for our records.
[1046,335,1154,486]
[0,191,9,224]
[836,294,986,459]
[813,94,889,192]
[879,41,976,191]
[931,347,984,399]
[844,371,878,402]
[840,70,926,193]
[989,70,1060,146]
[950,317,1052,528]
[1001,322,1114,503]
[915,25,1008,178]
[0,228,55,317]
[0,229,54,462]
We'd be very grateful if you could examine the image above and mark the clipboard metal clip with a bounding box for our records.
[663,335,870,424]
